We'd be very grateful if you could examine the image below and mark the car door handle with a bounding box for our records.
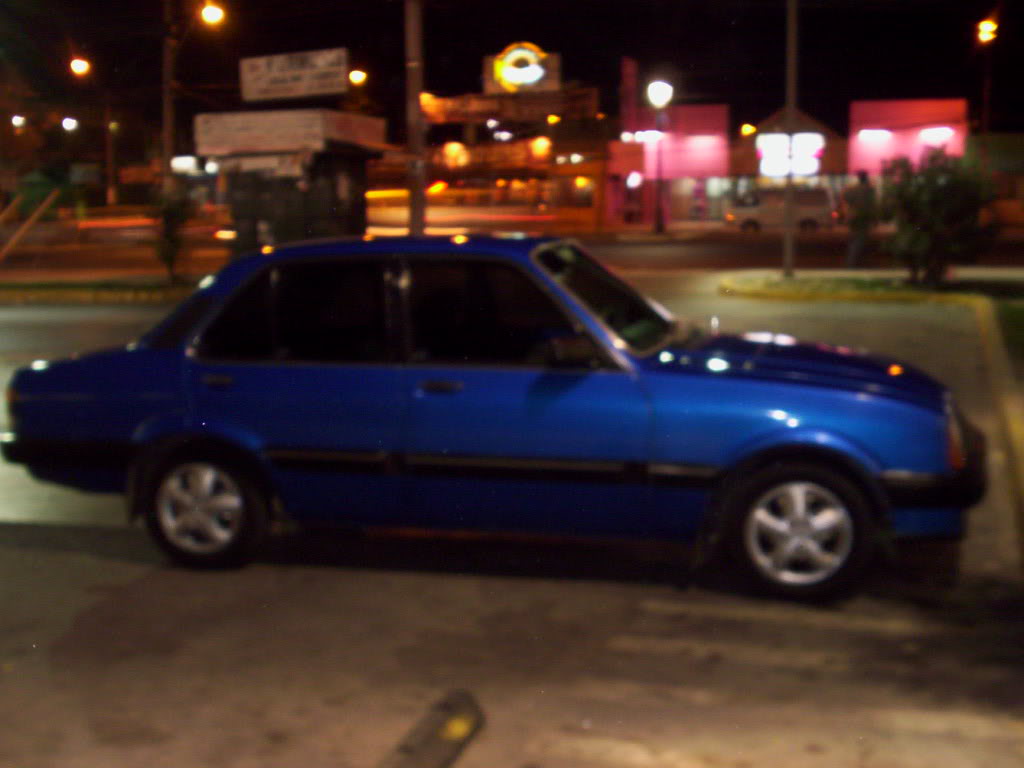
[202,373,234,390]
[419,379,464,394]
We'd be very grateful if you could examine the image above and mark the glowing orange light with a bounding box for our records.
[362,234,375,241]
[977,18,997,44]
[214,229,237,240]
[888,364,904,377]
[740,123,757,137]
[200,2,225,25]
[546,114,561,125]
[70,58,91,76]
[529,135,552,159]
[496,178,508,188]
[427,180,448,195]
[573,175,591,190]
[348,69,367,86]
[451,234,469,245]
[261,245,274,255]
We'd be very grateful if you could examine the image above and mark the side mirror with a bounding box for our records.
[544,333,601,369]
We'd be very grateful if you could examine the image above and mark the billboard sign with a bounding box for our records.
[420,88,597,125]
[483,42,561,94]
[240,48,349,102]
[195,109,386,156]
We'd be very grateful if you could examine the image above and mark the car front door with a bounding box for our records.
[397,255,655,536]
[189,257,405,526]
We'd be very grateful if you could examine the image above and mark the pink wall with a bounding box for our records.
[848,99,968,176]
[621,104,730,179]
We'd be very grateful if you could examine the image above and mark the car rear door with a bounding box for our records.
[188,257,406,526]
[396,254,654,536]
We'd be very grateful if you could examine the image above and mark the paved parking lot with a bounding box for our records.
[0,286,1021,768]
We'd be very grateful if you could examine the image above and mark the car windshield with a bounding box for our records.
[537,242,675,353]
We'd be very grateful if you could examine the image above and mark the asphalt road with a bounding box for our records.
[1,291,1022,768]
[2,228,1023,279]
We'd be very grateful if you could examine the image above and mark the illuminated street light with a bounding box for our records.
[546,114,561,125]
[646,80,673,110]
[62,117,79,132]
[977,18,997,44]
[349,69,367,86]
[646,80,673,234]
[200,2,225,25]
[11,115,26,128]
[70,57,91,76]
[740,123,757,137]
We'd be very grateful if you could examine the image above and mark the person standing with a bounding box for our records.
[844,170,877,268]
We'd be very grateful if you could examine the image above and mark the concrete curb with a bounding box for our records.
[720,275,1024,577]
[0,286,193,305]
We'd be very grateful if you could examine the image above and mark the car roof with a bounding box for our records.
[248,234,560,263]
[203,234,571,295]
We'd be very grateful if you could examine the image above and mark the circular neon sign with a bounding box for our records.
[493,42,548,93]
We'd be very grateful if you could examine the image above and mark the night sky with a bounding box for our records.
[4,0,1022,144]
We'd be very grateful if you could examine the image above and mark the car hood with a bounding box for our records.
[642,331,945,410]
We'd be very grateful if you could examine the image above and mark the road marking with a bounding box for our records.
[638,597,961,637]
[569,677,720,707]
[871,707,1024,742]
[607,633,849,672]
[533,734,703,768]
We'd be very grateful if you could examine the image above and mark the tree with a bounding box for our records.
[881,148,997,286]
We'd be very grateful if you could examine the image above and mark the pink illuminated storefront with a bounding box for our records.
[607,103,730,225]
[848,99,968,177]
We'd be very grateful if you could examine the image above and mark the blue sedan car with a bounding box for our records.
[2,236,985,599]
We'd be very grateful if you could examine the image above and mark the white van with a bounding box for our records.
[725,188,839,232]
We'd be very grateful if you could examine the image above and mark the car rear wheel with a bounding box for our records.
[718,463,876,600]
[144,457,268,568]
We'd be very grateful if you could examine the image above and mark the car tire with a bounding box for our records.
[142,454,269,568]
[716,463,876,601]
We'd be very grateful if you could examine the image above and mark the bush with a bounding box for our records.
[881,149,997,285]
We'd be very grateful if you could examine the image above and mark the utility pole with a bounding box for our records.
[782,0,797,278]
[405,0,426,236]
[161,0,178,197]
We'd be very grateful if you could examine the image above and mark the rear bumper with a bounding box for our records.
[2,433,134,468]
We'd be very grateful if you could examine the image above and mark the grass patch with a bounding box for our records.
[997,300,1024,366]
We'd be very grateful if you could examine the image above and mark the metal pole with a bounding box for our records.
[981,43,992,170]
[404,0,426,236]
[782,0,798,278]
[104,99,118,206]
[161,0,177,197]
[654,109,665,234]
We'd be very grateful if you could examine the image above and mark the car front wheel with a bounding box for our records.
[143,457,268,568]
[718,463,876,600]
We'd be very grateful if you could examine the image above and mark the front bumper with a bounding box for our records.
[881,416,987,510]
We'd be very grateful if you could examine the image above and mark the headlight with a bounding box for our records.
[945,393,966,472]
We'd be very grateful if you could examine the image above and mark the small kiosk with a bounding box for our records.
[195,109,388,255]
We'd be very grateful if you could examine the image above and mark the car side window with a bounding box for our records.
[199,269,274,361]
[275,261,388,363]
[407,259,574,366]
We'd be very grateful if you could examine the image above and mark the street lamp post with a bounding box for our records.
[646,80,673,235]
[977,17,998,170]
[162,0,225,197]
[69,56,118,205]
